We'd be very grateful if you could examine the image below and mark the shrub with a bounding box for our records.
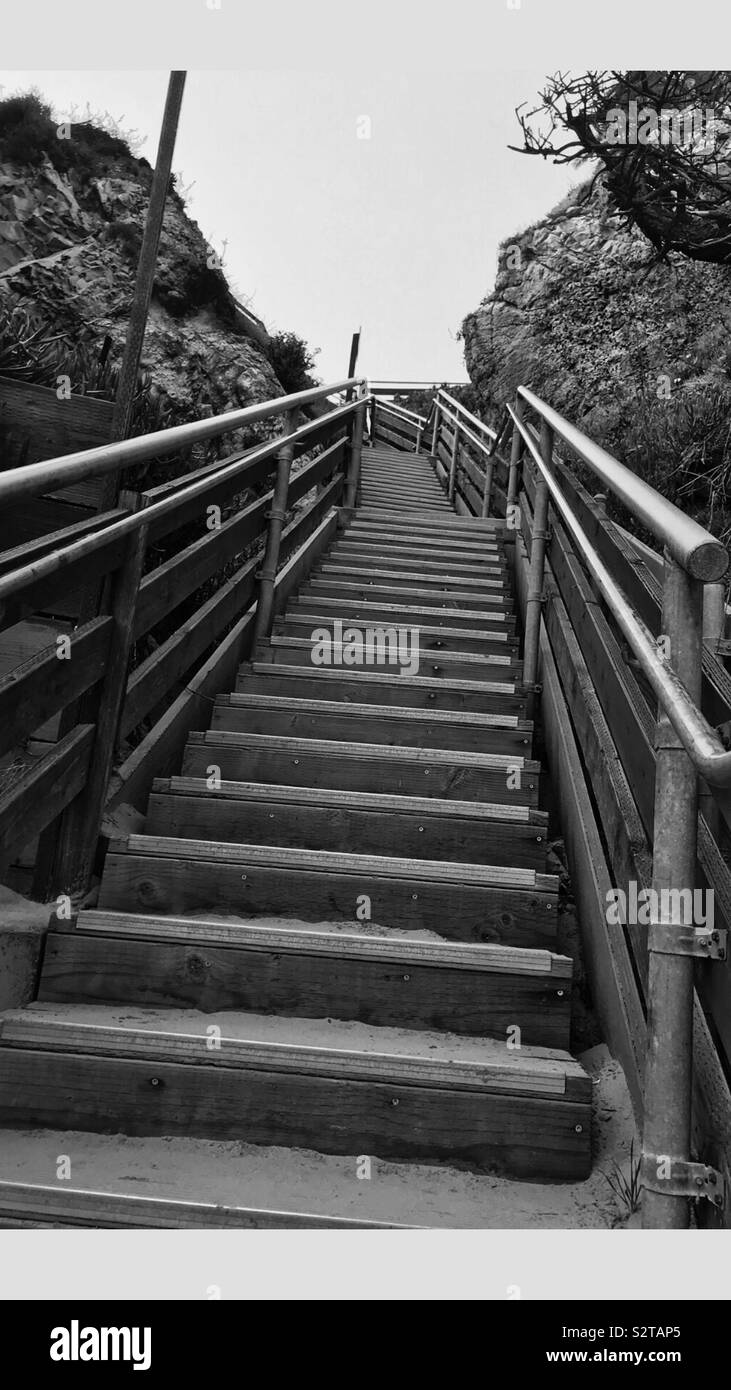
[269,331,320,395]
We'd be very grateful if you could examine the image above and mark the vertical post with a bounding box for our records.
[252,409,298,645]
[99,71,187,510]
[370,397,378,447]
[345,329,361,402]
[448,422,460,502]
[699,585,724,851]
[51,493,149,894]
[642,557,703,1229]
[430,403,441,458]
[481,450,495,518]
[344,400,366,508]
[522,420,552,716]
[415,421,423,455]
[506,412,524,512]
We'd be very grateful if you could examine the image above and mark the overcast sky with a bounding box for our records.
[0,69,581,384]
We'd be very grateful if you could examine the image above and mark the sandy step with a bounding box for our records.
[98,833,557,946]
[0,1005,592,1180]
[38,910,572,1046]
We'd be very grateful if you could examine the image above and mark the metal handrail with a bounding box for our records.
[0,377,365,507]
[436,389,497,441]
[509,405,731,786]
[517,386,728,583]
[374,398,427,427]
[0,397,361,604]
[436,402,493,459]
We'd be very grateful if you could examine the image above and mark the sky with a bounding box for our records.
[0,69,582,385]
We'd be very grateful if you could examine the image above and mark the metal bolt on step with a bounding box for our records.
[556,990,565,998]
[391,1098,400,1106]
[575,1124,583,1133]
[412,893,418,900]
[403,974,410,982]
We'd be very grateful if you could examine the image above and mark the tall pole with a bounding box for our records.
[100,70,187,508]
[642,557,703,1228]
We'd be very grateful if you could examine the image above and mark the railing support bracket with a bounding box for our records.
[648,921,727,961]
[640,1154,725,1207]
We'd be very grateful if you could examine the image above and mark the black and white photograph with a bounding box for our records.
[0,0,729,1338]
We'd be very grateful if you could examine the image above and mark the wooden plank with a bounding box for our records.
[38,929,572,1044]
[0,725,94,869]
[304,579,513,610]
[278,612,518,655]
[100,842,555,946]
[0,617,112,758]
[0,1181,400,1229]
[0,1048,591,1180]
[145,776,548,869]
[211,692,530,755]
[290,594,517,632]
[106,499,343,814]
[0,377,112,470]
[240,663,527,715]
[121,558,259,736]
[181,729,540,805]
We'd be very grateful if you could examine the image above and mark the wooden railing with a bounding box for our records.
[424,380,731,1230]
[0,378,366,897]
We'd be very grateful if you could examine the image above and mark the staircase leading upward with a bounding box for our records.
[0,440,592,1224]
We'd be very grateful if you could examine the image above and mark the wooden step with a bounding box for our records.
[98,834,556,944]
[302,579,514,610]
[210,692,532,754]
[341,531,507,556]
[145,777,549,870]
[328,547,505,576]
[349,508,507,532]
[239,663,528,715]
[181,729,540,805]
[289,595,517,632]
[0,1007,591,1179]
[317,562,508,588]
[39,911,572,1046]
[276,612,519,656]
[0,1179,401,1228]
[259,637,518,682]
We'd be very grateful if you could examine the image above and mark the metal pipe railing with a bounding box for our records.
[517,385,728,583]
[0,377,365,508]
[0,397,360,606]
[509,405,731,786]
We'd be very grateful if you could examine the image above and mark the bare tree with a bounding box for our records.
[512,71,731,264]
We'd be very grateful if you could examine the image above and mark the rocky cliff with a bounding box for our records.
[0,96,288,465]
[461,179,731,540]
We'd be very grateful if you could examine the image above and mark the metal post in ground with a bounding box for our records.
[252,408,298,644]
[448,422,460,502]
[642,555,704,1229]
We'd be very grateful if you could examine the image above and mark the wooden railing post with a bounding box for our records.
[370,397,378,446]
[522,420,552,715]
[344,401,366,508]
[642,556,704,1229]
[415,421,423,454]
[252,408,298,644]
[448,422,460,502]
[51,491,149,894]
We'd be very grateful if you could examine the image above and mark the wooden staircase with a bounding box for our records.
[0,440,592,1222]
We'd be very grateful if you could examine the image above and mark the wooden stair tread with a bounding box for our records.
[185,727,538,772]
[216,692,527,729]
[0,1006,588,1098]
[0,1180,403,1229]
[244,662,519,693]
[107,832,556,891]
[153,775,547,823]
[72,909,571,974]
